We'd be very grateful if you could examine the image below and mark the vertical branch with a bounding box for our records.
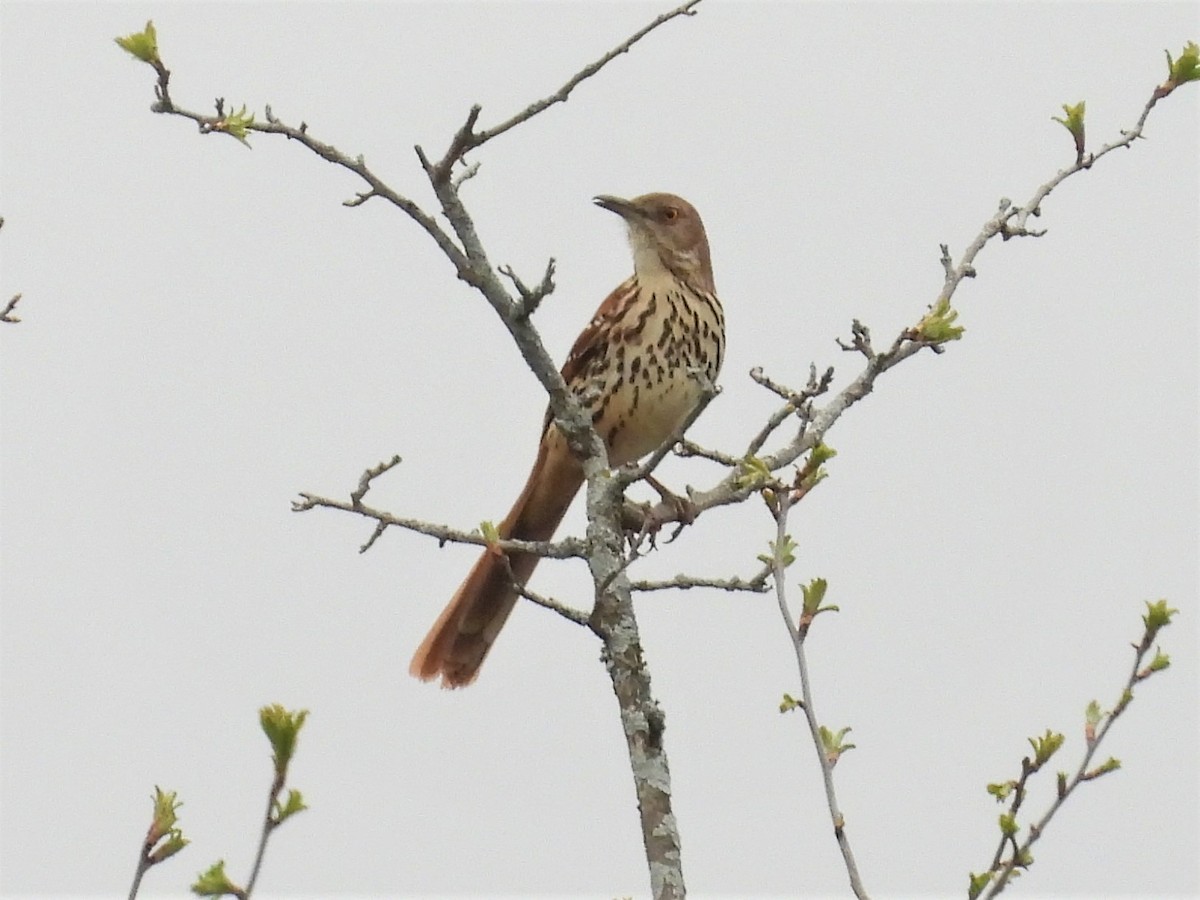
[771,491,869,899]
[587,473,685,900]
[243,770,284,897]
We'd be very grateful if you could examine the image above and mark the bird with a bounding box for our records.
[410,193,724,688]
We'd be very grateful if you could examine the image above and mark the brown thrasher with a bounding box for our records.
[410,193,724,688]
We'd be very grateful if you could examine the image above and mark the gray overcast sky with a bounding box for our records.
[1,2,1197,898]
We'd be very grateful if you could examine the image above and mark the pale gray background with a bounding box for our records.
[1,2,1197,898]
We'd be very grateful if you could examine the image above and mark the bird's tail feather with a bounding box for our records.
[409,437,582,688]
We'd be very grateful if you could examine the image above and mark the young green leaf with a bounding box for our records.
[968,871,992,900]
[216,105,256,147]
[915,296,964,343]
[146,786,189,862]
[986,781,1015,802]
[737,454,773,490]
[1028,729,1064,768]
[273,788,308,825]
[115,21,160,65]
[191,860,241,897]
[1146,646,1171,673]
[1163,41,1200,91]
[818,725,856,764]
[1052,100,1086,161]
[999,812,1019,837]
[795,442,836,492]
[757,535,797,569]
[1084,757,1122,780]
[1141,598,1178,639]
[260,705,309,776]
[800,577,827,616]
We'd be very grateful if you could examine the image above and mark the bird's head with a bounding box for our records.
[594,192,714,294]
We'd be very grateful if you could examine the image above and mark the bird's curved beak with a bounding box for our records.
[593,194,640,220]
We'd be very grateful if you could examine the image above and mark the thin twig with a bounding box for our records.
[243,771,283,898]
[0,218,21,323]
[770,492,869,899]
[744,365,834,458]
[979,608,1174,898]
[635,84,1178,534]
[293,492,587,560]
[127,851,151,900]
[427,0,703,181]
[350,455,402,507]
[515,581,590,626]
[149,98,472,280]
[1,293,22,323]
[503,257,557,321]
[675,439,740,467]
[630,564,772,594]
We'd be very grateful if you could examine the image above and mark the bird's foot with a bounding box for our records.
[619,475,696,549]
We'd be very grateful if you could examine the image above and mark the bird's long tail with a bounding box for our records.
[409,437,583,688]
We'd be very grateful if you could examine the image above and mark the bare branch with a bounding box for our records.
[350,455,402,507]
[135,31,605,492]
[1,293,22,324]
[630,564,772,594]
[514,581,590,626]
[834,319,875,358]
[359,521,388,555]
[0,218,22,324]
[426,0,704,181]
[744,364,835,458]
[293,492,587,560]
[147,93,472,281]
[938,86,1167,313]
[414,157,603,471]
[501,257,557,321]
[674,439,741,467]
[451,160,481,189]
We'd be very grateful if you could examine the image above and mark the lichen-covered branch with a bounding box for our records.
[630,564,772,594]
[585,470,685,900]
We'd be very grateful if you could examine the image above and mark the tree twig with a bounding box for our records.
[0,218,21,323]
[630,564,772,594]
[293,491,587,560]
[514,581,591,626]
[977,602,1176,899]
[630,83,1181,533]
[769,490,869,899]
[1,293,21,323]
[426,0,703,182]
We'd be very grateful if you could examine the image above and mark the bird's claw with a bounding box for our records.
[619,476,696,547]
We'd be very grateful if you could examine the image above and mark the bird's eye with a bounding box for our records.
[663,207,679,221]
